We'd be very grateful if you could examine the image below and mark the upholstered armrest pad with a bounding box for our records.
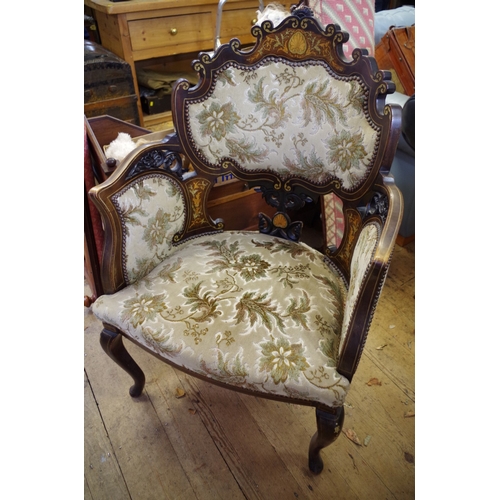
[339,223,380,352]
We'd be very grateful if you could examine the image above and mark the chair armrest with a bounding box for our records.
[89,134,195,294]
[336,178,403,379]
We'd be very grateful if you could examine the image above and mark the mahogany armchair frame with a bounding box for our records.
[89,4,403,474]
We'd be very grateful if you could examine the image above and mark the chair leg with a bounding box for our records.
[100,327,146,398]
[308,406,345,474]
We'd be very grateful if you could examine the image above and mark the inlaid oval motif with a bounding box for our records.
[273,213,288,229]
[288,31,307,55]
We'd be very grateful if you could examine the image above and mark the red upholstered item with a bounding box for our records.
[84,123,104,264]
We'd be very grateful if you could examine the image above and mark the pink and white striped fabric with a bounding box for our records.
[309,0,375,58]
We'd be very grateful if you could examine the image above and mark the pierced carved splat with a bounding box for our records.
[259,211,302,242]
[255,183,313,211]
[254,183,314,241]
[126,149,185,181]
[358,191,389,222]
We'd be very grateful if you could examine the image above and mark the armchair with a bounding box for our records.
[89,3,403,474]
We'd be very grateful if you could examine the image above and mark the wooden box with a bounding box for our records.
[85,115,151,181]
[84,40,140,125]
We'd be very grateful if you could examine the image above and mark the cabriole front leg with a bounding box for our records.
[308,406,345,474]
[100,326,146,397]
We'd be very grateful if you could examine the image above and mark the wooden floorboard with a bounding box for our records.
[84,242,415,499]
[131,351,249,500]
[84,370,131,500]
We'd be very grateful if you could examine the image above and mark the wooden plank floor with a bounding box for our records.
[84,242,415,500]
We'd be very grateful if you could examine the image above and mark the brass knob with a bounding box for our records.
[170,28,177,35]
[251,18,257,25]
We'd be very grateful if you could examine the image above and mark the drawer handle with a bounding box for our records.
[170,28,177,36]
[251,18,257,25]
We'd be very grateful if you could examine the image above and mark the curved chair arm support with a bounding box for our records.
[337,177,403,380]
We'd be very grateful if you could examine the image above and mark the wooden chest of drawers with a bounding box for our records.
[84,0,292,127]
[128,11,214,53]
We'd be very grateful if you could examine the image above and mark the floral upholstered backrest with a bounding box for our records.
[111,174,187,285]
[173,8,396,208]
[185,59,380,191]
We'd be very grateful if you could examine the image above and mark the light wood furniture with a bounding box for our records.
[84,0,291,127]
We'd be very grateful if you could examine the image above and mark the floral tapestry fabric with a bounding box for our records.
[112,175,186,285]
[339,223,379,352]
[186,60,380,190]
[92,231,352,408]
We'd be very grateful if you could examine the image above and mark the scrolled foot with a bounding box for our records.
[308,442,325,474]
[308,406,344,474]
[100,326,146,398]
[129,379,145,398]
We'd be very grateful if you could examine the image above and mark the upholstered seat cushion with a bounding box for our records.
[92,231,351,408]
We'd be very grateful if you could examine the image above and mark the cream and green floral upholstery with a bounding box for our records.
[89,4,403,475]
[93,229,352,407]
[185,60,378,190]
